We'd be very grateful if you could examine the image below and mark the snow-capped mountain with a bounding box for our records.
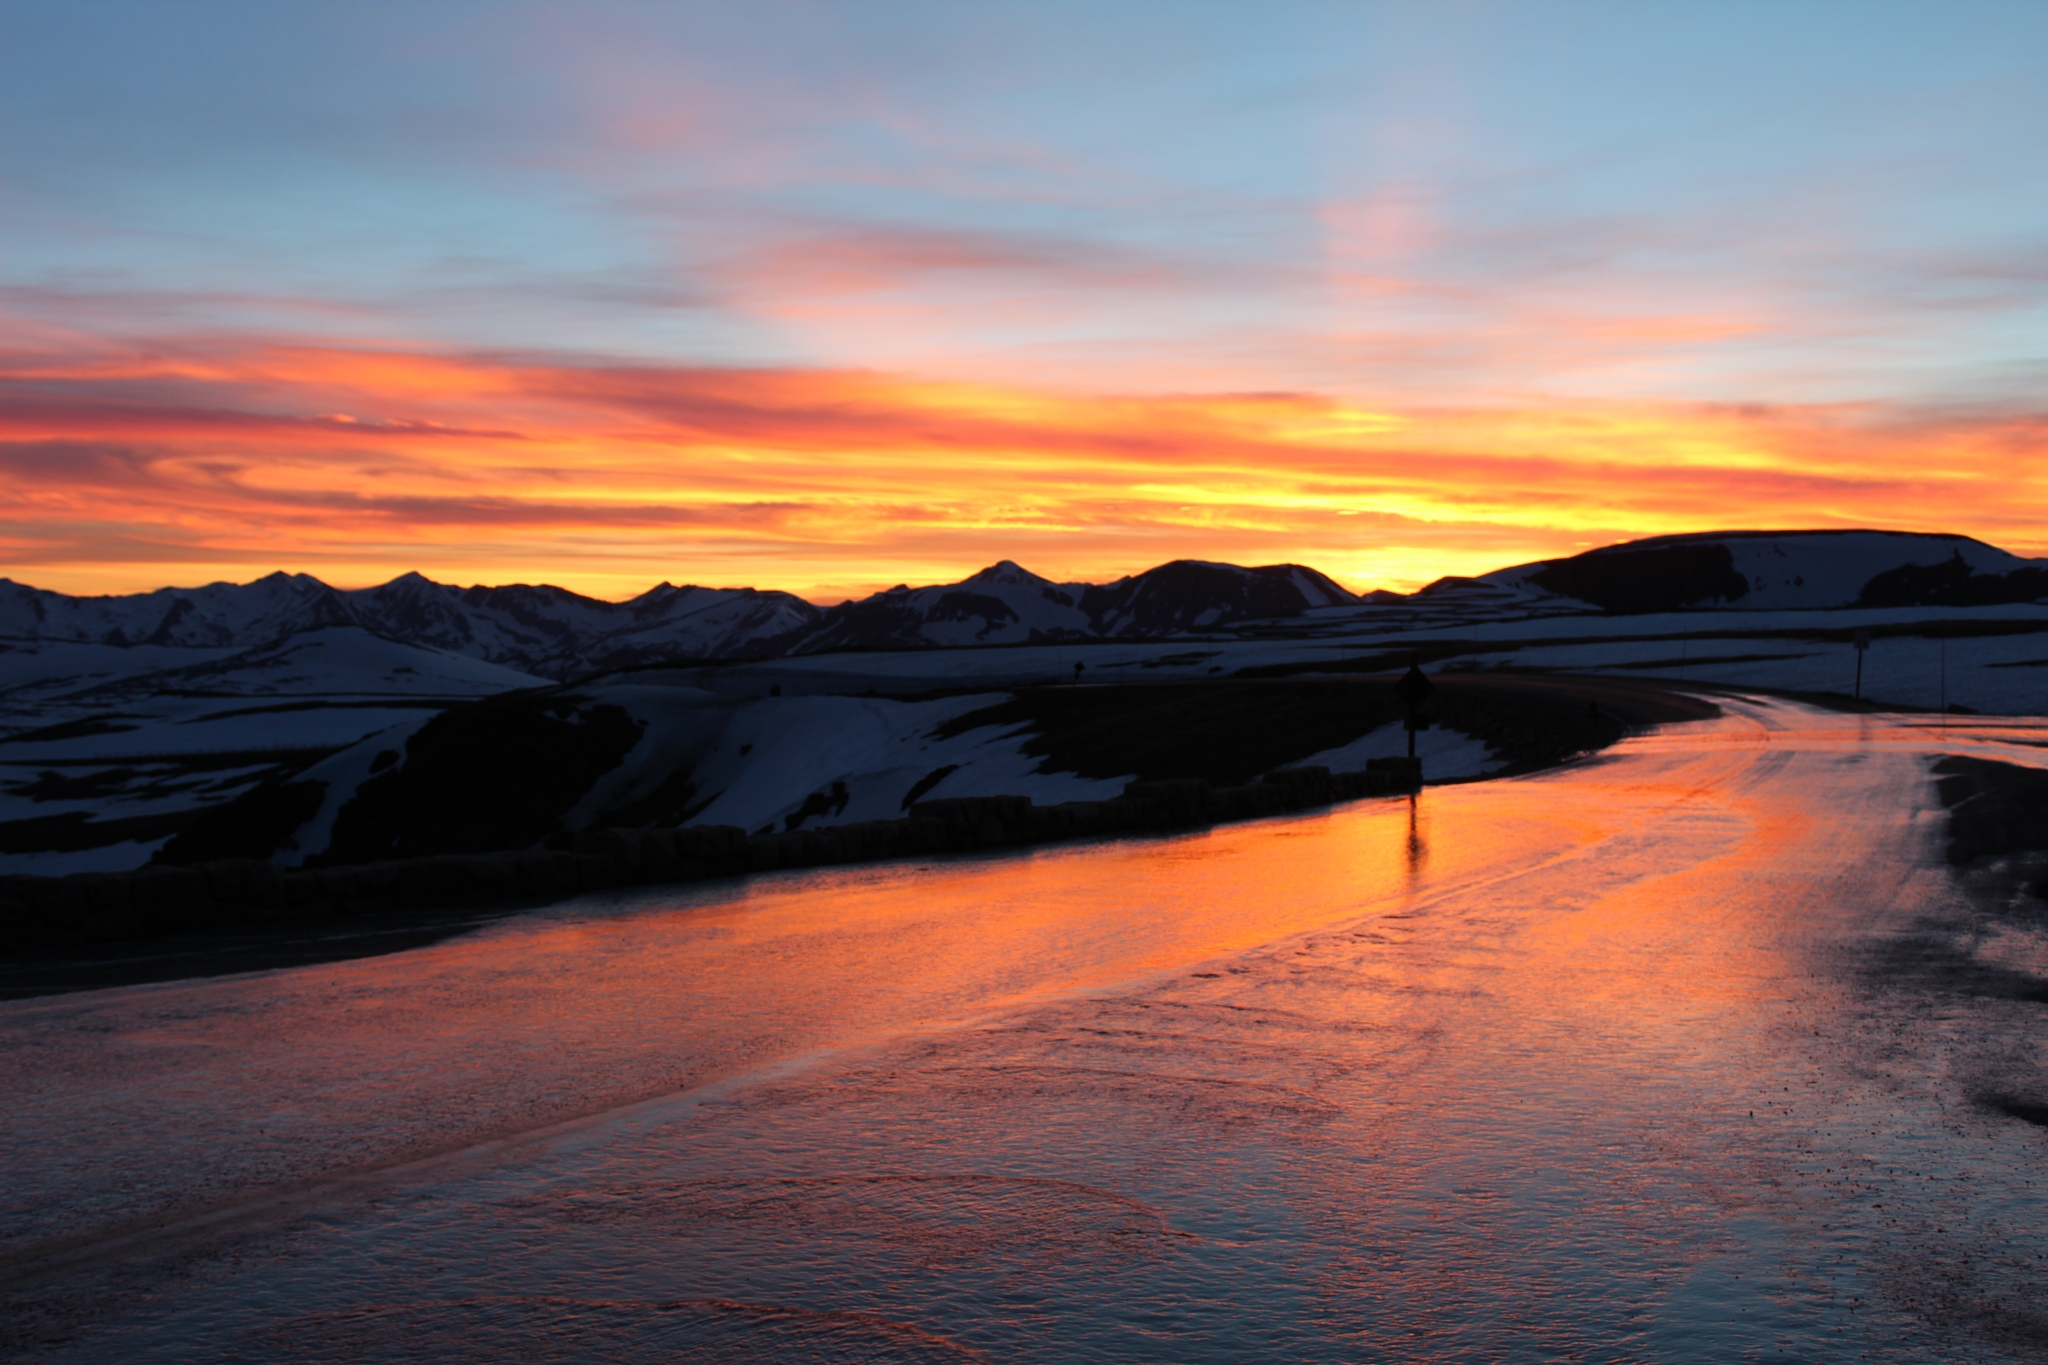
[771,560,1094,654]
[0,558,1359,674]
[779,559,1358,654]
[1078,560,1355,635]
[345,574,821,675]
[9,529,2041,697]
[1472,530,2048,614]
[0,573,822,678]
[0,572,359,648]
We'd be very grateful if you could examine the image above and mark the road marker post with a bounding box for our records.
[1396,658,1435,766]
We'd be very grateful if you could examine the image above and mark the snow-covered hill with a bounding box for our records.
[153,670,1494,872]
[203,685,1138,871]
[1475,530,2048,614]
[0,627,550,875]
[1078,560,1355,635]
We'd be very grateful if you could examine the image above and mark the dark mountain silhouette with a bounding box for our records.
[1479,530,2048,614]
[1856,552,2048,608]
[1524,542,1751,614]
[773,559,1357,655]
[1078,561,1352,635]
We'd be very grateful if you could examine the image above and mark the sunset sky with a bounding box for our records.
[6,1,2048,601]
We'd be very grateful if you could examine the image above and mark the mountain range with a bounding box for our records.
[2,530,2044,681]
[0,558,1358,680]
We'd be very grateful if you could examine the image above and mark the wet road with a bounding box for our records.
[5,697,2048,1361]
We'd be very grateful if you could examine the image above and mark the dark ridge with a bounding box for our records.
[1527,542,1750,613]
[1574,527,1985,549]
[9,768,142,802]
[597,768,705,829]
[936,681,1405,786]
[933,674,1719,789]
[901,764,961,810]
[315,692,644,864]
[0,746,342,771]
[1079,561,1313,635]
[0,808,198,855]
[0,717,144,745]
[188,698,458,721]
[1857,553,2048,609]
[154,779,328,865]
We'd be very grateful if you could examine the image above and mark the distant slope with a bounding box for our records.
[1472,530,2048,614]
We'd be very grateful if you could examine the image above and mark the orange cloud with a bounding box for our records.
[3,336,2045,601]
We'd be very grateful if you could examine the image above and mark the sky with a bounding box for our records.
[5,0,2048,602]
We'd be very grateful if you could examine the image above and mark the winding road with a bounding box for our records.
[5,696,2048,1361]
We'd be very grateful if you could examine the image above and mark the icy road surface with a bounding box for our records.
[6,698,2048,1361]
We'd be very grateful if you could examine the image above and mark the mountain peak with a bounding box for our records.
[375,571,443,591]
[966,559,1051,587]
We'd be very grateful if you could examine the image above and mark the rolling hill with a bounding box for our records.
[1469,529,2048,614]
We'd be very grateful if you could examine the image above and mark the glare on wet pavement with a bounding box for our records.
[5,698,2048,1361]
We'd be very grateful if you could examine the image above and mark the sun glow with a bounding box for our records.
[2,338,2045,600]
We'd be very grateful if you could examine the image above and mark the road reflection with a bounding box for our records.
[7,699,2048,1361]
[1406,790,1428,884]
